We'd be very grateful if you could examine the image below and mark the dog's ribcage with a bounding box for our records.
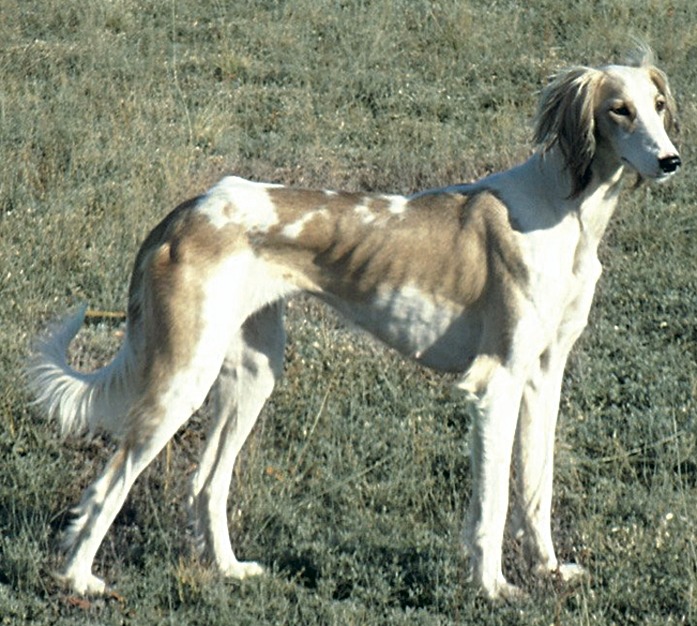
[185,178,536,373]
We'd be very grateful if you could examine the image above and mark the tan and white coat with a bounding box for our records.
[29,51,681,600]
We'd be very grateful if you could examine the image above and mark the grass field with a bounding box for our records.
[2,0,697,623]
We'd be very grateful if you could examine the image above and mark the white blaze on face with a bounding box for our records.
[199,176,282,231]
[603,67,679,180]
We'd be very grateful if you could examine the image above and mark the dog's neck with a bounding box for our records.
[534,145,626,242]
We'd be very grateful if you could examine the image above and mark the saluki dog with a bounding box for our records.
[29,49,680,600]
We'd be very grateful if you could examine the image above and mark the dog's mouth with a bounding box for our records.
[621,156,679,182]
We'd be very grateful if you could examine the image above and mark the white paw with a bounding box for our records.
[220,560,265,580]
[56,569,107,596]
[533,560,588,583]
[481,577,528,602]
[555,562,588,582]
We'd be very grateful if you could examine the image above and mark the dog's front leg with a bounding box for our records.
[512,351,587,586]
[460,359,526,600]
[513,354,567,576]
[512,268,600,584]
[513,333,595,584]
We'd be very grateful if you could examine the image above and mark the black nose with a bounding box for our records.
[659,155,682,173]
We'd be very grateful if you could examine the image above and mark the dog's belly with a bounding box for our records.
[321,287,480,373]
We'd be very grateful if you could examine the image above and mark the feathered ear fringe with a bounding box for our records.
[533,67,603,198]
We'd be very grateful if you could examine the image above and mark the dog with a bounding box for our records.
[29,48,680,599]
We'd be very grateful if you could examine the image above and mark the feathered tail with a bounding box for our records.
[27,305,138,438]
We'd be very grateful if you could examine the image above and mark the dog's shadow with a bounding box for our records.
[275,545,441,609]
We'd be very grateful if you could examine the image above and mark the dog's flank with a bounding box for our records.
[29,51,680,599]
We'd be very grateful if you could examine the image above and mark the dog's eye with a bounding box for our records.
[655,98,666,113]
[611,104,631,117]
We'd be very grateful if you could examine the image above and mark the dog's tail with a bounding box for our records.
[27,304,138,438]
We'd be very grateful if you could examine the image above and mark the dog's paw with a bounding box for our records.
[221,559,265,580]
[533,560,588,585]
[55,569,108,596]
[555,562,588,582]
[480,577,527,602]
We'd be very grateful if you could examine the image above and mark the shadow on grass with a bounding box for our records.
[276,543,444,610]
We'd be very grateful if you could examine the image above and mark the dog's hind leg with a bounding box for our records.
[59,306,239,594]
[190,301,285,579]
[59,368,226,595]
[58,414,196,595]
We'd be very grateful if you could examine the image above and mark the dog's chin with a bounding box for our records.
[647,169,678,184]
[621,158,678,184]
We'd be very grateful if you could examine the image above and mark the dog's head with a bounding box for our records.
[534,47,680,197]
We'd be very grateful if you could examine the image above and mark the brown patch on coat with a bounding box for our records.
[260,190,525,295]
[267,187,368,224]
[123,197,246,437]
[124,184,530,428]
[260,189,527,362]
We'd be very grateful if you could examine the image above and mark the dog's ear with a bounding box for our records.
[534,67,602,197]
[648,66,680,135]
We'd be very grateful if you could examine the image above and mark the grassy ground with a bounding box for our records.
[1,0,697,623]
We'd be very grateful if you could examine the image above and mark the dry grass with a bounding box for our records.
[2,1,697,624]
